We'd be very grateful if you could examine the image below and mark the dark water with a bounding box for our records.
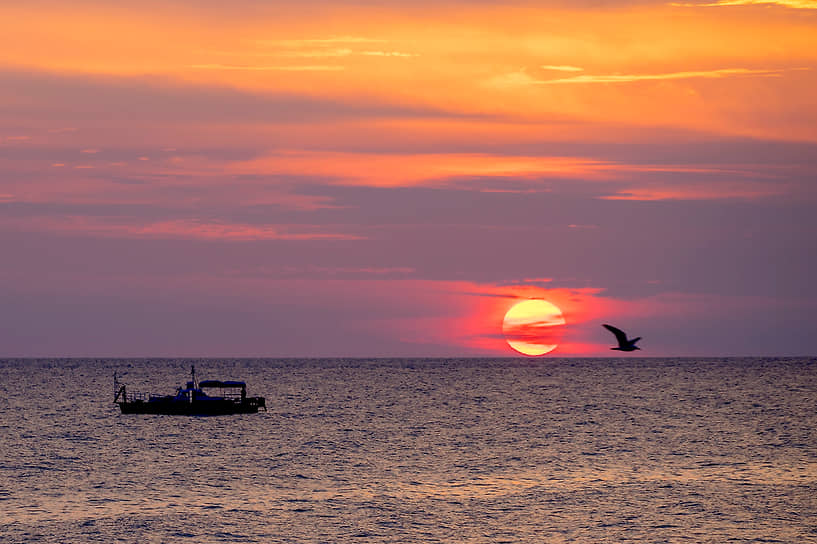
[0,358,815,543]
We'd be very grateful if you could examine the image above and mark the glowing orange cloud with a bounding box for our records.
[228,151,614,187]
[673,0,817,8]
[537,68,791,85]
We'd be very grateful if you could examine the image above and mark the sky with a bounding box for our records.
[1,0,816,357]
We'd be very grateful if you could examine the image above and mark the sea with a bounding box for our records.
[0,357,815,543]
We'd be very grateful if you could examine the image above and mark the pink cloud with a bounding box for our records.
[0,215,363,241]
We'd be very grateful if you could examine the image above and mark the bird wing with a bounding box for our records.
[602,324,628,344]
[629,336,641,345]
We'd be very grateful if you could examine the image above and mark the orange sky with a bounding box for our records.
[3,2,816,139]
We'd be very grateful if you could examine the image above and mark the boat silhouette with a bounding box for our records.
[114,366,266,415]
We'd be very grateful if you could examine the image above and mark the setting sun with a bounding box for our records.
[502,299,566,356]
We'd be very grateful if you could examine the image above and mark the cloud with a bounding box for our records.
[539,67,788,84]
[266,48,354,58]
[257,37,388,47]
[0,68,472,125]
[599,181,784,201]
[486,67,790,88]
[235,36,417,63]
[230,151,615,188]
[671,0,817,8]
[279,265,416,277]
[0,215,364,241]
[541,65,584,72]
[224,147,811,204]
[133,219,363,240]
[360,51,418,57]
[189,63,345,72]
[484,69,543,89]
[502,320,564,347]
[207,47,418,60]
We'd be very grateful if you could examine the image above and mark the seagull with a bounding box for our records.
[602,324,641,352]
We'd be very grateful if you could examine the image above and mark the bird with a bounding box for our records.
[602,324,641,352]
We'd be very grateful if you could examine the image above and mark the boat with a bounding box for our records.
[114,366,266,415]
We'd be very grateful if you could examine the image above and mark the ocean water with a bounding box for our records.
[0,357,815,543]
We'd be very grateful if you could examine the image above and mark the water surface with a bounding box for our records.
[1,358,814,543]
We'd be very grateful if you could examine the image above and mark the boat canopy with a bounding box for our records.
[199,380,246,388]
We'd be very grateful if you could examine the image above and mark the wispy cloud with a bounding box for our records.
[230,151,614,187]
[190,64,345,72]
[540,68,786,84]
[1,69,458,126]
[502,320,563,355]
[521,277,554,284]
[300,266,416,277]
[541,65,584,72]
[671,0,817,9]
[276,48,354,58]
[257,37,387,47]
[484,70,541,88]
[200,48,355,59]
[134,220,362,241]
[600,180,785,201]
[489,67,796,88]
[1,216,364,241]
[361,51,418,58]
[237,36,417,63]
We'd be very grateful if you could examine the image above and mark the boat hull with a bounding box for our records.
[117,397,265,415]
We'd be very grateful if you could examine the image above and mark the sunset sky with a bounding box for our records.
[2,0,816,357]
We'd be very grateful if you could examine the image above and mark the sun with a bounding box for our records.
[502,299,566,356]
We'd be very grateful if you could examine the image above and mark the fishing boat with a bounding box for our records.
[114,366,266,415]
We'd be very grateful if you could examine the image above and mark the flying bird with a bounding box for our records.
[602,324,641,352]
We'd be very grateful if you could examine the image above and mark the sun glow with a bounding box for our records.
[502,299,566,356]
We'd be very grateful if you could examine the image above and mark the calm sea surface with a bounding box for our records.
[0,358,815,543]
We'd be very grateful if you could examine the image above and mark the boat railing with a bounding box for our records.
[208,389,244,401]
[117,389,162,403]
